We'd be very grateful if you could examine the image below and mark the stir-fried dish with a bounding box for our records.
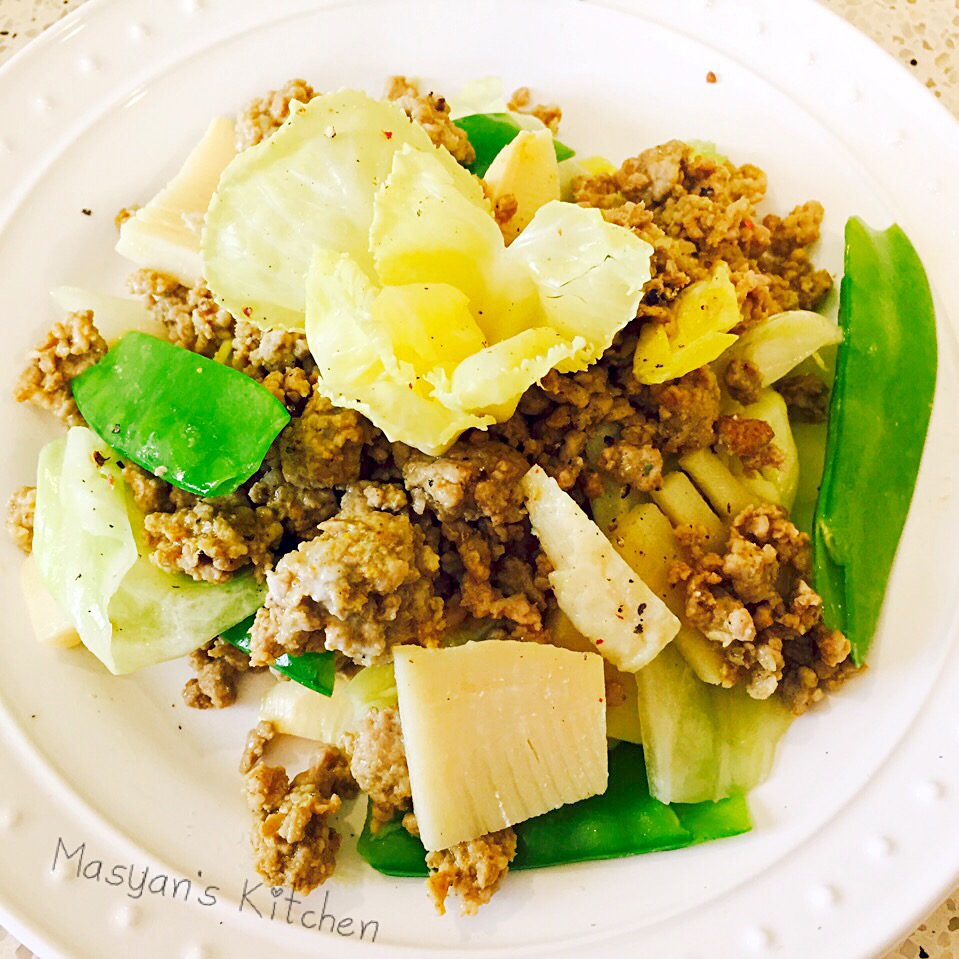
[6,76,936,917]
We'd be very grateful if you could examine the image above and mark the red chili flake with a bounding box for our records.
[595,639,604,645]
[706,71,717,84]
[743,218,755,231]
[242,306,253,317]
[383,130,393,140]
[598,698,604,704]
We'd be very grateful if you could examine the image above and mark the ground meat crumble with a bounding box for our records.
[426,828,517,916]
[183,638,260,709]
[249,484,445,667]
[6,486,36,554]
[128,270,234,359]
[344,706,412,831]
[717,415,784,474]
[235,78,317,151]
[384,75,475,166]
[672,504,858,713]
[14,310,107,425]
[244,745,357,893]
[574,139,832,332]
[776,373,830,423]
[144,495,284,584]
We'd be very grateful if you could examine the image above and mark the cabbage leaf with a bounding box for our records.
[306,145,651,453]
[636,643,792,804]
[633,262,740,384]
[202,90,468,331]
[33,427,265,674]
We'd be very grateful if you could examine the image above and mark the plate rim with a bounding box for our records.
[0,1,958,957]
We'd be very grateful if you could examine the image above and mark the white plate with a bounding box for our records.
[1,0,958,956]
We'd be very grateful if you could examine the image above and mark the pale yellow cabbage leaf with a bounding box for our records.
[305,250,493,456]
[633,262,740,384]
[305,143,652,454]
[202,90,467,330]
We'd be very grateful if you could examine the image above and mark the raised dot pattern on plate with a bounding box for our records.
[112,903,140,930]
[808,883,841,910]
[913,779,945,803]
[743,926,775,953]
[865,834,896,861]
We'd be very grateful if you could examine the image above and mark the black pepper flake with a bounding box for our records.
[637,602,647,618]
[92,450,106,467]
[81,208,92,216]
[111,423,121,434]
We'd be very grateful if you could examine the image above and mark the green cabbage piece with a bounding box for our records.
[635,644,793,804]
[33,427,265,674]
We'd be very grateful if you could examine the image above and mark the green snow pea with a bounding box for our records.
[72,332,289,498]
[813,218,937,665]
[356,743,751,877]
[220,615,335,697]
[453,113,574,178]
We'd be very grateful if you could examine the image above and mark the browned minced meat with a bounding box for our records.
[716,415,784,474]
[426,828,517,916]
[276,385,371,490]
[508,86,562,133]
[183,638,261,710]
[14,310,107,425]
[235,78,316,151]
[244,745,357,894]
[649,367,721,454]
[240,720,276,774]
[261,366,314,412]
[246,448,338,540]
[487,356,719,512]
[776,373,830,423]
[384,76,475,166]
[724,358,763,406]
[672,504,858,713]
[144,494,284,584]
[6,486,36,553]
[123,462,178,514]
[400,437,529,527]
[574,140,832,331]
[249,484,444,667]
[397,436,553,637]
[492,193,519,229]
[597,441,663,492]
[128,270,234,358]
[230,318,316,383]
[344,706,411,832]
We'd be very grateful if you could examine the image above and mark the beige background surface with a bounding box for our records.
[0,0,957,956]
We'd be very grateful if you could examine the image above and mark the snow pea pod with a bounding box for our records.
[220,615,335,696]
[453,113,574,178]
[356,743,751,877]
[72,332,289,497]
[813,218,936,665]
